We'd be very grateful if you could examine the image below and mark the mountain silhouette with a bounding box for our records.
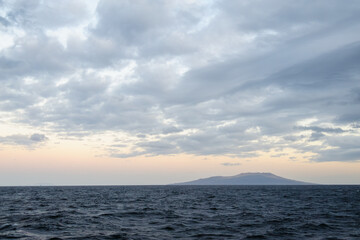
[173,172,314,185]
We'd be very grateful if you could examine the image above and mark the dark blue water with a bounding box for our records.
[0,185,359,239]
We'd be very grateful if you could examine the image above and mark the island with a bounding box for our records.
[172,172,314,185]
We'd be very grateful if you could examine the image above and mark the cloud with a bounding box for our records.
[0,133,48,146]
[3,0,90,29]
[313,135,360,162]
[0,16,10,26]
[221,162,241,167]
[0,0,360,162]
[271,153,288,158]
[30,133,47,142]
[297,126,346,134]
[309,132,325,141]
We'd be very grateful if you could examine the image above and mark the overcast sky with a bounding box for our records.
[1,0,360,185]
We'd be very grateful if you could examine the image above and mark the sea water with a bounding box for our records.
[0,185,359,239]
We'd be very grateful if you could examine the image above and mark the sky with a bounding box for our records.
[1,0,360,185]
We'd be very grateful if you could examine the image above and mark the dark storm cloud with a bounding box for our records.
[1,0,360,161]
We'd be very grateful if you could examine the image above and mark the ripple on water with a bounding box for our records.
[0,185,359,239]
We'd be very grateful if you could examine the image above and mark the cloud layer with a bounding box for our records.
[1,0,360,161]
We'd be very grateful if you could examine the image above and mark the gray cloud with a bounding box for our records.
[94,1,169,43]
[297,126,346,134]
[314,136,360,162]
[271,153,288,158]
[3,0,90,29]
[30,133,47,142]
[221,162,241,167]
[1,0,360,162]
[0,133,48,146]
[0,16,10,26]
[309,132,325,141]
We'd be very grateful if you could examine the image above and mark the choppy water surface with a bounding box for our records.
[0,185,359,239]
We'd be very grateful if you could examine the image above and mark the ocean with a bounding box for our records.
[0,185,359,239]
